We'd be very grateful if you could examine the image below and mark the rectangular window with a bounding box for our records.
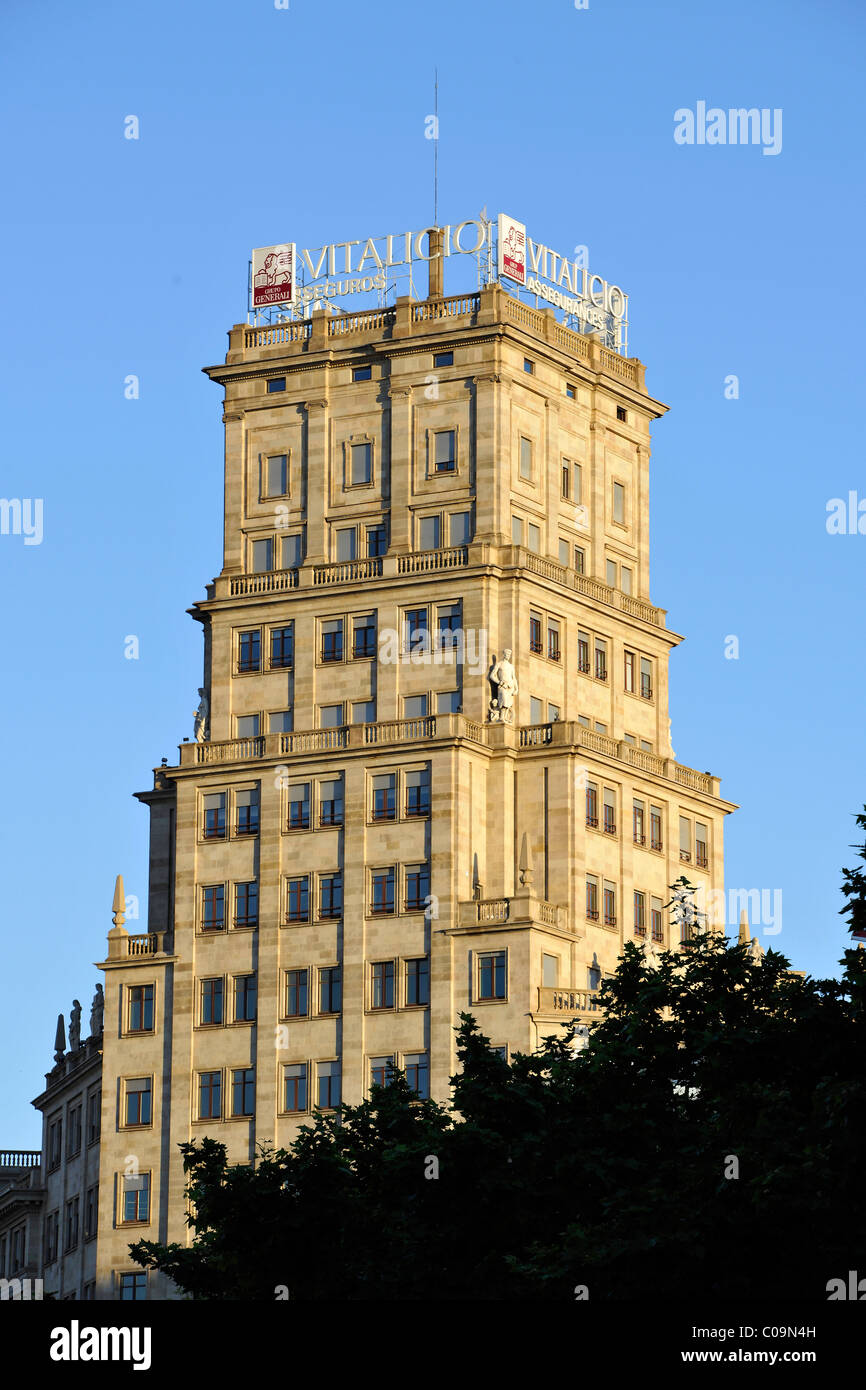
[433,351,453,367]
[542,952,558,987]
[286,876,310,923]
[437,690,460,713]
[231,1068,255,1117]
[270,625,293,669]
[320,874,342,919]
[252,538,274,573]
[561,462,570,498]
[547,702,560,723]
[269,709,293,733]
[201,977,224,1025]
[434,429,456,472]
[404,1053,429,1099]
[624,650,636,693]
[266,377,285,393]
[529,613,543,655]
[319,703,344,728]
[634,891,647,936]
[586,874,599,921]
[574,545,585,574]
[603,788,616,835]
[371,867,396,915]
[405,607,429,654]
[372,773,396,821]
[530,696,543,724]
[406,957,429,1006]
[45,1212,59,1263]
[319,967,342,1015]
[616,405,627,422]
[437,602,461,647]
[680,816,692,862]
[67,1105,82,1156]
[367,523,387,557]
[350,441,372,485]
[448,510,471,546]
[128,984,154,1032]
[403,694,428,718]
[319,778,344,827]
[519,436,533,480]
[284,1063,307,1113]
[405,769,430,817]
[282,532,304,569]
[235,788,259,836]
[121,1173,150,1224]
[613,482,625,525]
[566,383,576,399]
[265,454,288,498]
[336,526,357,563]
[234,974,257,1022]
[523,358,534,374]
[477,950,507,1001]
[621,565,632,595]
[238,630,261,673]
[603,881,617,927]
[574,464,583,504]
[236,714,260,739]
[559,539,569,566]
[86,1092,100,1145]
[547,620,560,662]
[234,881,258,929]
[419,515,441,550]
[641,658,653,700]
[606,558,617,588]
[287,782,310,830]
[64,1197,80,1251]
[577,630,590,674]
[202,885,225,932]
[317,1061,341,1109]
[286,969,308,1018]
[405,863,430,912]
[119,1273,147,1300]
[594,639,608,682]
[651,896,664,942]
[352,365,372,382]
[586,782,598,828]
[511,515,523,545]
[321,618,344,663]
[696,822,709,869]
[633,799,645,845]
[352,613,376,659]
[371,961,395,1010]
[352,700,376,724]
[124,1078,152,1127]
[203,792,226,839]
[527,523,540,553]
[650,806,663,852]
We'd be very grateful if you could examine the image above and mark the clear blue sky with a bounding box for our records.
[1,0,864,1142]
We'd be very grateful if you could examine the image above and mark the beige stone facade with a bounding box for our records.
[94,277,734,1298]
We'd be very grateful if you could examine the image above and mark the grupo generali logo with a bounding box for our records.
[252,244,295,308]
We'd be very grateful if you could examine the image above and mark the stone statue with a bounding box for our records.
[748,935,764,964]
[643,938,660,970]
[90,984,104,1037]
[69,999,82,1051]
[488,649,519,723]
[193,688,209,743]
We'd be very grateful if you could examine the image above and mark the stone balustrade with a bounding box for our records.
[537,986,602,1015]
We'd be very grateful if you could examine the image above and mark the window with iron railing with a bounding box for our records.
[234,881,258,929]
[352,616,376,659]
[529,615,543,654]
[287,785,310,830]
[595,641,608,681]
[202,886,225,932]
[405,771,430,818]
[650,808,663,851]
[238,630,261,673]
[270,626,293,669]
[372,775,396,821]
[586,876,599,920]
[319,874,342,920]
[641,658,653,700]
[603,792,616,835]
[405,864,430,912]
[547,623,560,662]
[371,868,395,915]
[319,779,344,827]
[586,784,598,828]
[633,802,646,845]
[696,823,709,868]
[634,891,647,936]
[651,901,664,942]
[203,793,226,840]
[235,790,259,836]
[321,620,344,663]
[603,885,617,926]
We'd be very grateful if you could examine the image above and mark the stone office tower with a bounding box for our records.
[95,265,734,1297]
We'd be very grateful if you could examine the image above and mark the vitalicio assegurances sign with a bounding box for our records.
[251,214,628,340]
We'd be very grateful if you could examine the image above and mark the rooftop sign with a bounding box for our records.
[251,214,629,352]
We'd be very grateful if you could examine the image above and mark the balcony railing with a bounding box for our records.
[0,1150,41,1168]
[537,987,602,1015]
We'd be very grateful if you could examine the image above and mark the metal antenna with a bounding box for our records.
[433,68,438,227]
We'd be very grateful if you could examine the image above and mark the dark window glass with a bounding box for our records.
[232,1068,255,1117]
[319,967,342,1014]
[125,1079,152,1127]
[433,351,453,367]
[286,969,308,1018]
[270,626,293,669]
[320,874,342,919]
[238,631,261,673]
[234,975,257,1022]
[199,1072,221,1119]
[284,1064,307,1113]
[406,957,430,1006]
[321,620,344,663]
[202,886,225,932]
[352,614,376,659]
[128,984,154,1031]
[201,978,223,1025]
[478,951,506,1001]
[234,881,258,928]
[267,377,286,393]
[371,868,395,915]
[405,864,430,912]
[286,877,310,923]
[287,784,310,830]
[371,961,395,1009]
[367,524,387,557]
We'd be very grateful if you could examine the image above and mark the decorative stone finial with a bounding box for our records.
[53,1013,66,1065]
[112,875,126,928]
[518,833,534,888]
[738,909,750,946]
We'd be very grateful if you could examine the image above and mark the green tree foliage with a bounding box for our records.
[131,882,866,1301]
[840,807,866,941]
